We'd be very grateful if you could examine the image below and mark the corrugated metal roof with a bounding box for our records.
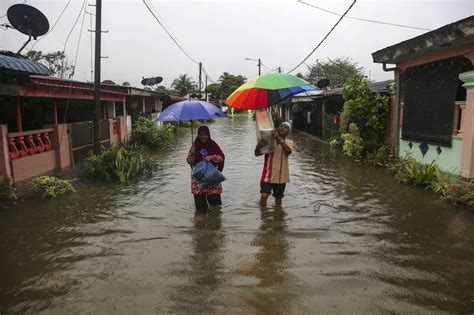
[0,54,50,75]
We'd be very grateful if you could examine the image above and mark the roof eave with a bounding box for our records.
[372,16,474,64]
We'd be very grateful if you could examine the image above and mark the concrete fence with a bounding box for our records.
[0,115,130,183]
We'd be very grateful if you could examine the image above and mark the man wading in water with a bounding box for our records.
[254,122,293,207]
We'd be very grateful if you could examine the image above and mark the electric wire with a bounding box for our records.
[288,0,357,73]
[142,0,199,65]
[62,0,87,54]
[297,0,430,31]
[63,0,88,123]
[29,0,72,51]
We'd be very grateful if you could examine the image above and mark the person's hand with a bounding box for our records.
[190,145,196,154]
[257,139,267,147]
[205,155,215,161]
[272,129,279,139]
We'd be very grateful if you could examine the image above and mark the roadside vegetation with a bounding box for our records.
[0,176,17,201]
[391,155,474,208]
[130,117,175,149]
[31,176,75,199]
[81,146,158,183]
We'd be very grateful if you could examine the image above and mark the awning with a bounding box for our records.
[17,75,127,101]
[0,54,50,75]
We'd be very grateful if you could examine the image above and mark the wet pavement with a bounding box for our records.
[1,115,474,314]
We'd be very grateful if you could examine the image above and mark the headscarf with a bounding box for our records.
[192,125,225,171]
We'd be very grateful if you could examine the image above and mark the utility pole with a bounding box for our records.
[205,74,208,102]
[258,58,261,76]
[278,67,281,73]
[198,62,202,98]
[93,0,102,154]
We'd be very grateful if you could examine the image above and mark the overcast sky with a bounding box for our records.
[1,0,473,88]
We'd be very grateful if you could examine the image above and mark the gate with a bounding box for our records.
[70,120,110,165]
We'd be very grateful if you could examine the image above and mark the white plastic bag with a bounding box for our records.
[255,110,274,154]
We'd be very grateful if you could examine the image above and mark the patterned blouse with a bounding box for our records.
[186,150,224,196]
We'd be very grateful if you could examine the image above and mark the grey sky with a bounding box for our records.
[1,0,473,88]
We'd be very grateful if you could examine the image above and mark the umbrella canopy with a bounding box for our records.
[156,100,227,122]
[226,73,316,110]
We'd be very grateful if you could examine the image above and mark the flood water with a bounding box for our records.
[1,115,474,314]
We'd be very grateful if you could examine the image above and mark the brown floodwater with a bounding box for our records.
[1,115,474,314]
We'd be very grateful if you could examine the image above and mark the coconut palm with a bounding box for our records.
[171,74,196,96]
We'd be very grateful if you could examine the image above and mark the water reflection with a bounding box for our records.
[168,209,225,313]
[234,207,299,314]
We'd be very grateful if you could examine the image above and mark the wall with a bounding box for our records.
[398,133,463,175]
[11,150,57,182]
[0,125,12,177]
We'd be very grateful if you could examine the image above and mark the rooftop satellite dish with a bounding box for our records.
[316,78,330,89]
[141,76,163,86]
[7,4,49,55]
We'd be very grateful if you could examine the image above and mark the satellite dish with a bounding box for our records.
[7,4,49,54]
[316,79,330,89]
[141,76,163,86]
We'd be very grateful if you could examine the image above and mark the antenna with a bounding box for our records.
[7,4,50,55]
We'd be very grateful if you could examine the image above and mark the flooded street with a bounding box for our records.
[1,115,474,314]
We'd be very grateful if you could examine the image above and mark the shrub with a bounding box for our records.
[393,156,438,187]
[341,123,363,158]
[0,176,16,200]
[31,176,75,198]
[367,145,389,167]
[440,179,474,208]
[81,146,158,183]
[131,117,174,149]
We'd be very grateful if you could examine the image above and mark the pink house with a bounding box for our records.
[372,16,474,178]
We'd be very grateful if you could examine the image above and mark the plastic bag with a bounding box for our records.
[192,160,226,191]
[255,110,274,154]
[191,160,207,180]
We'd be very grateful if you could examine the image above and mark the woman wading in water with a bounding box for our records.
[186,125,225,213]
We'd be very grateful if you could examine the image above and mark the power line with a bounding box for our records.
[288,0,357,73]
[62,0,87,54]
[29,0,72,51]
[297,0,431,31]
[142,0,199,65]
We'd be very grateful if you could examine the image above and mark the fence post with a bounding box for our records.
[0,125,12,177]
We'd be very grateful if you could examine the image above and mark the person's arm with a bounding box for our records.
[254,139,267,156]
[186,145,196,165]
[273,130,292,155]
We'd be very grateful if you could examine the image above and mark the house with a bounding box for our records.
[0,52,179,182]
[372,16,474,178]
[289,80,395,142]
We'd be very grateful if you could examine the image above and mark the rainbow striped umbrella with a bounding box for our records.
[226,73,316,110]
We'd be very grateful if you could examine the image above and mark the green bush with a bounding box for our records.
[341,123,363,158]
[131,117,174,149]
[0,176,16,200]
[31,176,75,199]
[393,156,438,186]
[81,146,158,183]
[367,145,389,167]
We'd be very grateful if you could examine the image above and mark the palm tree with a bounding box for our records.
[171,74,196,96]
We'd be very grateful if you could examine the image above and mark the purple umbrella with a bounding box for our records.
[156,100,227,141]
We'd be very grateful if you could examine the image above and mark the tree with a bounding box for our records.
[155,85,169,93]
[171,74,196,96]
[305,57,363,88]
[205,83,221,98]
[218,72,246,100]
[25,50,75,79]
